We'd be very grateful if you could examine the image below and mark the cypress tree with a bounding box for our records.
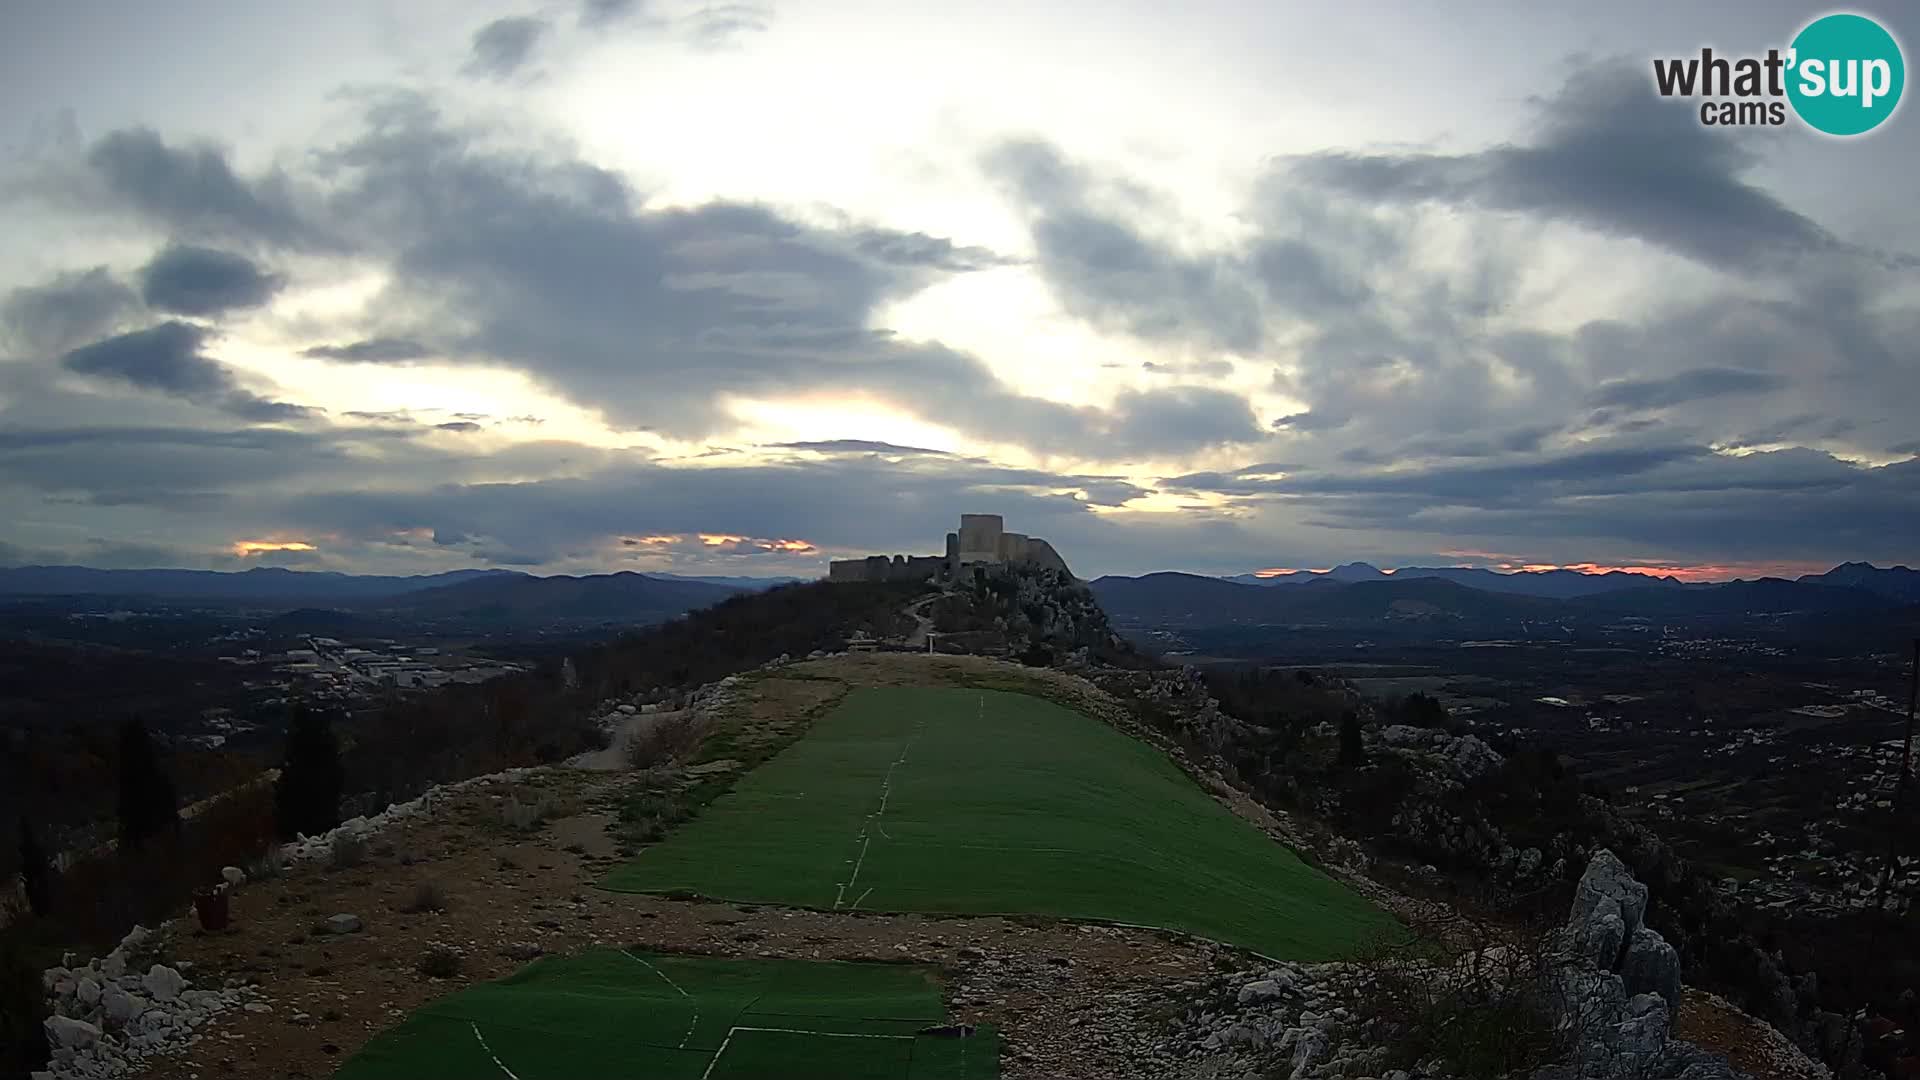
[17,816,51,917]
[274,705,344,840]
[116,718,179,852]
[1338,711,1366,768]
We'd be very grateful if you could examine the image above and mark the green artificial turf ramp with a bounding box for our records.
[335,950,999,1080]
[603,686,1395,959]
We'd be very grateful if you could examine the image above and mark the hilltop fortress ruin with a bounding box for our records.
[827,513,1073,583]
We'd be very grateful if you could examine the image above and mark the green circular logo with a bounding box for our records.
[1787,13,1905,136]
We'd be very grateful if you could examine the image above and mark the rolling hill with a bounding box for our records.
[1093,569,1903,629]
[372,570,741,623]
[0,565,519,600]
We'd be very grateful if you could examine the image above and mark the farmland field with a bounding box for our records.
[335,950,998,1080]
[603,686,1393,960]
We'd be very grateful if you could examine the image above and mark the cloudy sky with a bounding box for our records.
[2,1,1916,581]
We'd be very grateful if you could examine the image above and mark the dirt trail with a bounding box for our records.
[571,707,690,771]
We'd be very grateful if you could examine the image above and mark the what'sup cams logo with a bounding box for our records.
[1653,12,1905,135]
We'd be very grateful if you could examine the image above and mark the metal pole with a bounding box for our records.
[1873,638,1919,916]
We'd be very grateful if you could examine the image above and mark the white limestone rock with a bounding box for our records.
[45,1015,102,1049]
[141,965,185,1003]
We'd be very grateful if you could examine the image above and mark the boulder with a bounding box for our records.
[1620,927,1682,1009]
[1568,849,1648,944]
[1288,1027,1329,1079]
[1380,725,1431,747]
[76,976,102,1006]
[45,1015,102,1050]
[1608,994,1671,1076]
[324,913,364,935]
[142,964,186,1002]
[1573,903,1628,970]
[221,865,247,887]
[1236,978,1287,1005]
[101,988,146,1027]
[1447,734,1505,779]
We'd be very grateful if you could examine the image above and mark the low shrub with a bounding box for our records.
[400,881,448,915]
[329,833,366,871]
[1348,918,1565,1080]
[0,933,48,1078]
[417,945,463,979]
[626,713,704,770]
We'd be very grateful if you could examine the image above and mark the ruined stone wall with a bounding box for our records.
[827,554,943,583]
[958,513,1004,564]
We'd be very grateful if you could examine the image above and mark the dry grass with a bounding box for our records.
[1347,915,1568,1080]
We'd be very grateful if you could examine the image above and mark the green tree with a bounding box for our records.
[0,933,49,1077]
[115,718,179,852]
[17,816,51,917]
[275,705,345,840]
[1338,711,1366,768]
[1398,692,1449,728]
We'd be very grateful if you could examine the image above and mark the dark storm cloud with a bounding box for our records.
[59,322,314,421]
[580,0,640,26]
[84,128,312,248]
[137,244,284,315]
[1106,386,1263,454]
[0,267,138,354]
[985,138,1264,354]
[849,228,1014,272]
[465,16,548,79]
[771,439,954,456]
[1289,64,1840,272]
[294,96,1261,457]
[1591,367,1788,410]
[299,337,431,362]
[265,451,1152,568]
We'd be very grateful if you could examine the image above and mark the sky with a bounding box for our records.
[1,1,1917,582]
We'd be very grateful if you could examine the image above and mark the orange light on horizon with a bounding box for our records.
[698,534,747,546]
[635,535,677,545]
[232,540,317,557]
[1431,550,1831,581]
[762,539,817,553]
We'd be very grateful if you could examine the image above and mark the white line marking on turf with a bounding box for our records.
[470,1022,522,1080]
[702,1024,917,1078]
[622,950,700,1049]
[851,886,874,910]
[833,712,925,909]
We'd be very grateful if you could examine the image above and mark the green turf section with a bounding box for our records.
[335,950,999,1080]
[603,686,1395,960]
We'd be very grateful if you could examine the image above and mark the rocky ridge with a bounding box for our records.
[37,925,267,1080]
[1166,851,1752,1080]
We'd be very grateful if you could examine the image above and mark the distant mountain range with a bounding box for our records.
[1222,562,1687,599]
[0,565,521,600]
[648,573,803,591]
[1220,561,1920,602]
[0,565,800,601]
[368,571,742,623]
[1094,563,1920,628]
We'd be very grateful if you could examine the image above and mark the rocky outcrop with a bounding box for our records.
[39,924,267,1080]
[1538,850,1738,1080]
[1161,851,1745,1080]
